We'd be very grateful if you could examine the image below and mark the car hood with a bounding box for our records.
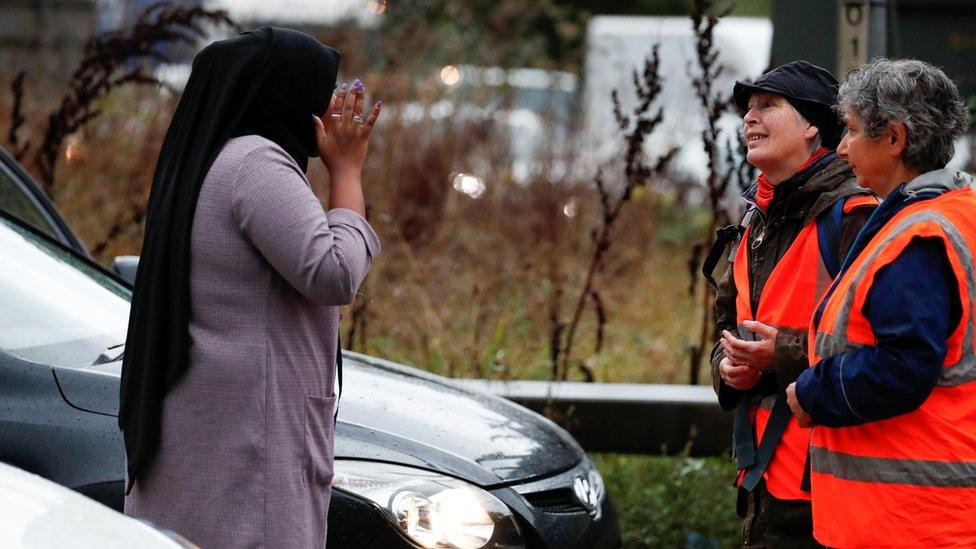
[51,352,582,487]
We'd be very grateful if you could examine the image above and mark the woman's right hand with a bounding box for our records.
[719,356,762,390]
[313,79,381,179]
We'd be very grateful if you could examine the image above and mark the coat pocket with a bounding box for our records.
[303,395,337,487]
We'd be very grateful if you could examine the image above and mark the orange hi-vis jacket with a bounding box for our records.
[808,185,976,548]
[733,194,877,501]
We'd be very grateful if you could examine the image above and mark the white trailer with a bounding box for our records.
[583,15,772,184]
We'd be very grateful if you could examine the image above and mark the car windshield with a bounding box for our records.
[0,215,130,367]
[0,160,60,241]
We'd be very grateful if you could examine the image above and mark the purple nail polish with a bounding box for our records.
[340,83,348,91]
[375,100,382,108]
[354,82,364,92]
[353,78,362,86]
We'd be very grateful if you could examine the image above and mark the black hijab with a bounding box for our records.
[119,27,340,492]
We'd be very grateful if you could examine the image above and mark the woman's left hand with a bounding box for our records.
[313,79,381,178]
[786,382,813,427]
[721,320,779,371]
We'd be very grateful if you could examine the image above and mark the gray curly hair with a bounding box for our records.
[837,58,968,173]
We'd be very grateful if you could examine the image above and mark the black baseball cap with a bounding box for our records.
[733,60,843,149]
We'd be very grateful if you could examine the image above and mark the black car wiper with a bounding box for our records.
[92,343,125,366]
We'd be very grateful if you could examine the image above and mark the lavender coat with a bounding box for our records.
[124,135,380,548]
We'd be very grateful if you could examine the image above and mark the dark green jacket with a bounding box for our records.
[711,155,875,410]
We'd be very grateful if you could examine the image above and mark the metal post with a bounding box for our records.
[836,0,888,77]
[867,0,888,60]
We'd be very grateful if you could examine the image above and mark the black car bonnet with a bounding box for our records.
[53,352,583,487]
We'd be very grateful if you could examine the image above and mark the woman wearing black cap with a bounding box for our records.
[706,60,877,547]
[119,27,381,548]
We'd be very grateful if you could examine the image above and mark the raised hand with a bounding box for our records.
[312,78,382,179]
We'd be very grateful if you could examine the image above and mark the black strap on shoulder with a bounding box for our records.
[703,209,755,289]
[816,197,848,279]
[703,224,740,289]
[740,394,793,492]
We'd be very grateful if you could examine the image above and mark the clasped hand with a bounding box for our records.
[718,320,778,390]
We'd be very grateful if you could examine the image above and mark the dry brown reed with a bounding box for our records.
[2,76,710,382]
[547,45,677,383]
[1,8,722,385]
[685,0,745,384]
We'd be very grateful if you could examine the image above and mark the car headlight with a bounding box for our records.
[333,460,524,549]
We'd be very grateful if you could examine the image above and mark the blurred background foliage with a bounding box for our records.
[5,1,970,545]
[1,0,776,386]
[592,453,740,548]
[362,0,771,74]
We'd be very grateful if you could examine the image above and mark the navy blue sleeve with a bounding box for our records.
[795,237,960,427]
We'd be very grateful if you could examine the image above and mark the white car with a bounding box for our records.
[0,462,195,548]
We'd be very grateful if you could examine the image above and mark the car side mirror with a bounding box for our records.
[111,255,139,285]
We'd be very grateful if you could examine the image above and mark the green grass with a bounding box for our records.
[591,454,740,549]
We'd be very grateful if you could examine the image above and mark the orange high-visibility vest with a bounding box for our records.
[732,195,876,501]
[808,188,976,548]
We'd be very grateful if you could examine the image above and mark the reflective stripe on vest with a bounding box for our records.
[732,216,831,501]
[808,189,976,548]
[810,446,976,488]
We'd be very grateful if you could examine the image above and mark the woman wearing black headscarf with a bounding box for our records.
[120,27,381,548]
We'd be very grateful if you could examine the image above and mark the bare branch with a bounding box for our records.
[550,44,676,381]
[7,72,29,160]
[14,1,237,195]
[686,0,742,384]
[590,289,606,354]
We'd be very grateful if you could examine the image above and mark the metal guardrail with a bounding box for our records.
[453,380,734,457]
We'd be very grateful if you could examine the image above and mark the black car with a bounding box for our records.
[0,147,620,548]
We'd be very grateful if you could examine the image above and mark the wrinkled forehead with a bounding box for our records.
[746,91,788,107]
